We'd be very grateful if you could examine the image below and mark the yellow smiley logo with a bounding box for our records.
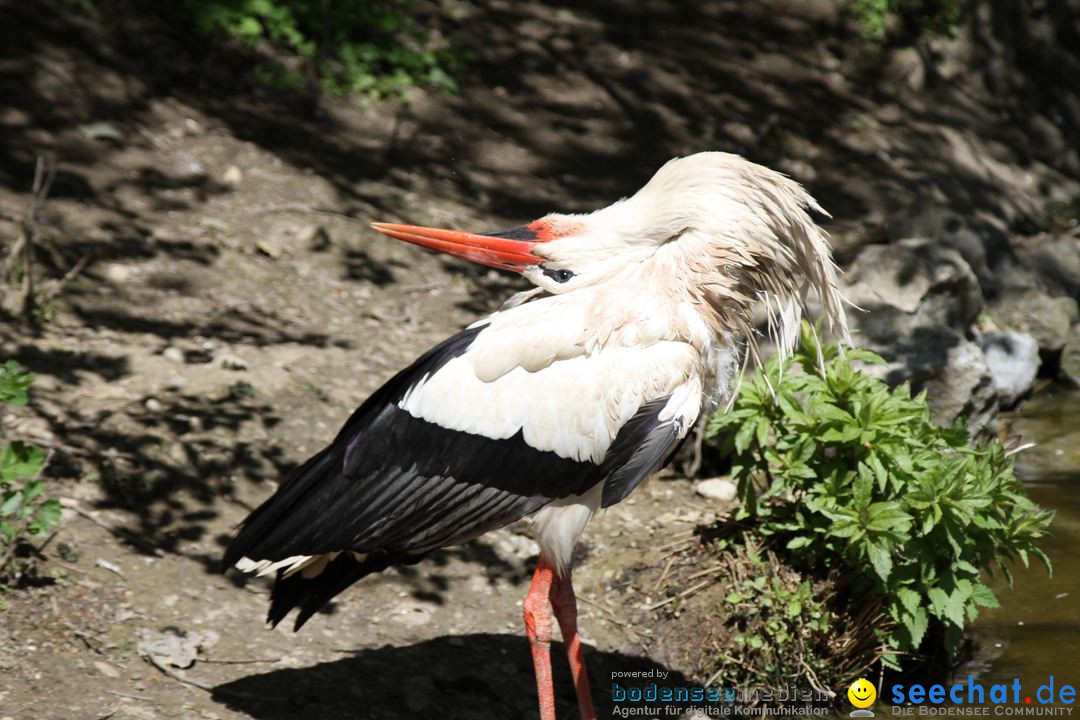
[848,678,877,709]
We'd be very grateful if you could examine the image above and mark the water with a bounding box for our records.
[954,388,1080,704]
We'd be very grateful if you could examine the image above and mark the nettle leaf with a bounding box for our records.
[896,587,921,617]
[867,541,893,581]
[970,583,1000,609]
[786,535,813,550]
[943,589,967,627]
[869,452,889,492]
[734,421,758,454]
[906,606,929,647]
[853,471,873,510]
[927,586,949,618]
[866,502,912,535]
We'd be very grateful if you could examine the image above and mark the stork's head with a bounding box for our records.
[373,152,848,356]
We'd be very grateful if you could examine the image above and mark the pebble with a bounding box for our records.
[94,660,120,678]
[222,165,243,185]
[163,346,185,363]
[219,354,249,371]
[392,606,432,628]
[165,377,187,391]
[144,398,163,412]
[103,263,133,283]
[297,224,331,251]
[694,477,737,502]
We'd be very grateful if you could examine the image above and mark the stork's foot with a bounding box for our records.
[522,557,597,720]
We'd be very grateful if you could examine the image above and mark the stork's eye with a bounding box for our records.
[543,268,575,283]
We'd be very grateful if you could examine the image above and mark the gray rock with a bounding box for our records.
[922,339,998,430]
[1030,237,1080,299]
[976,330,1040,406]
[219,354,249,371]
[843,240,996,429]
[882,46,925,93]
[162,346,185,364]
[987,289,1079,352]
[222,165,243,186]
[887,203,1034,297]
[1061,324,1080,382]
[843,239,983,329]
[297,224,332,251]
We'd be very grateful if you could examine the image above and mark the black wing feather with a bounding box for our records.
[224,324,688,627]
[600,397,684,507]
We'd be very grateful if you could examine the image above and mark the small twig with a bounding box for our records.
[249,203,369,223]
[644,578,713,612]
[579,594,644,644]
[34,525,61,555]
[65,622,105,654]
[656,537,693,554]
[142,655,212,692]
[95,557,125,577]
[682,415,709,478]
[1004,441,1036,457]
[682,564,726,582]
[801,654,830,696]
[95,706,119,720]
[18,155,57,325]
[1,234,25,280]
[105,690,154,702]
[39,253,91,306]
[200,656,278,665]
[50,559,88,575]
[397,280,449,293]
[652,556,677,590]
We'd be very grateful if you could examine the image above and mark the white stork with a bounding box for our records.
[224,152,848,720]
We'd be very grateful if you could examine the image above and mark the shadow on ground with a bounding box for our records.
[213,633,687,720]
[1,0,1078,583]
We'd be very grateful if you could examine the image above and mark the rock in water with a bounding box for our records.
[1031,237,1080,299]
[1061,324,1080,383]
[988,289,1079,353]
[976,330,1041,407]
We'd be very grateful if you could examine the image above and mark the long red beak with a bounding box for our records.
[371,222,543,272]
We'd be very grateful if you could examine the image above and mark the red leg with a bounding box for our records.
[523,557,557,720]
[551,568,597,720]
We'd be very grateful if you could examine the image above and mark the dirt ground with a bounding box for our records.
[1,0,1077,718]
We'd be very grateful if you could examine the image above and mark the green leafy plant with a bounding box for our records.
[721,569,834,689]
[707,323,1053,669]
[0,361,34,406]
[177,0,461,98]
[1,362,61,581]
[848,0,961,41]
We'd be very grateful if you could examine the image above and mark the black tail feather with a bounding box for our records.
[222,447,339,571]
[268,551,426,631]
